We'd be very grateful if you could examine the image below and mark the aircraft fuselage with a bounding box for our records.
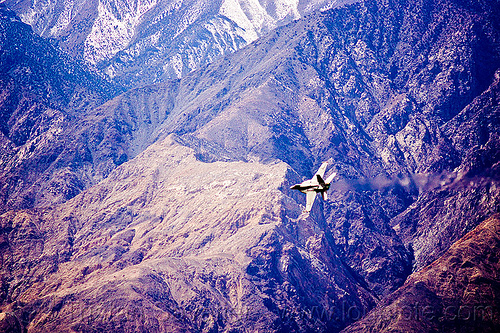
[290,181,329,194]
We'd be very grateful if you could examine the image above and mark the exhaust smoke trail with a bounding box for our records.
[331,171,461,193]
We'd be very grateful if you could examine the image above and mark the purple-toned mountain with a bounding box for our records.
[4,0,348,88]
[1,0,499,332]
[0,5,124,214]
[342,214,500,333]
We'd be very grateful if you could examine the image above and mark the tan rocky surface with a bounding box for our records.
[1,0,500,332]
[0,136,376,331]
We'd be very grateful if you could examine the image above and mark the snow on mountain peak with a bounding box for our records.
[7,0,344,85]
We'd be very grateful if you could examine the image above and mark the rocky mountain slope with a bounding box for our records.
[1,0,499,332]
[343,214,500,333]
[0,136,379,332]
[0,5,123,214]
[4,0,349,87]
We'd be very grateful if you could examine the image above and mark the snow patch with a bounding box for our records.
[84,0,158,64]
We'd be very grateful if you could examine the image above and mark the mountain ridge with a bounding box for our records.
[0,4,123,214]
[4,0,352,88]
[1,0,499,332]
[342,213,500,332]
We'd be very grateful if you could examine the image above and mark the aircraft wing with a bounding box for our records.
[315,162,328,179]
[305,191,317,212]
[325,172,337,184]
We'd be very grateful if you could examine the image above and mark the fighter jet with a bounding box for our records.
[290,162,336,212]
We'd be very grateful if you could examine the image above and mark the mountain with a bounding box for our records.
[342,214,500,333]
[3,0,349,88]
[0,136,379,332]
[0,5,124,214]
[1,0,499,332]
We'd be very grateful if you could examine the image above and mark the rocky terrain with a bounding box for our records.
[343,214,500,333]
[1,0,499,332]
[4,0,349,87]
[0,5,123,214]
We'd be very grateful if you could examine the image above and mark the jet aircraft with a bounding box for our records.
[290,162,336,212]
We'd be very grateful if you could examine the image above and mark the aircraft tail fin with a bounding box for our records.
[317,174,326,187]
[321,191,327,201]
